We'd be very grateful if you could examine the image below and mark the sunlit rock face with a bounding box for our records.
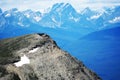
[0,33,101,80]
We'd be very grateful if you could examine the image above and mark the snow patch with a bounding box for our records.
[5,13,11,17]
[69,12,79,22]
[18,22,24,27]
[14,55,30,67]
[34,16,41,22]
[109,17,120,23]
[29,47,39,53]
[52,17,57,23]
[70,17,79,22]
[90,14,102,20]
[25,13,30,18]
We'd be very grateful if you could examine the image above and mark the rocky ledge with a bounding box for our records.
[0,33,101,80]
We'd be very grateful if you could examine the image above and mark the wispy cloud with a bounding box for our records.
[89,0,120,3]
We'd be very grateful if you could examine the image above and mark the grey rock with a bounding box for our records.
[0,33,101,80]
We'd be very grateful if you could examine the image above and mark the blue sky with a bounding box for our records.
[0,0,120,12]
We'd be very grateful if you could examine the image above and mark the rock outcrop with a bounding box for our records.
[0,33,101,80]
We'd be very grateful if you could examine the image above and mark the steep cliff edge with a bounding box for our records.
[0,33,101,80]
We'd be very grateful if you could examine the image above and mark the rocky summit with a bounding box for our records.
[0,33,101,80]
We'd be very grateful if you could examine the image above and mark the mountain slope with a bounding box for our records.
[81,26,120,40]
[0,33,101,80]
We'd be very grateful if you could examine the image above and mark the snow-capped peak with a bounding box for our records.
[56,3,66,12]
[51,3,75,13]
[81,7,91,15]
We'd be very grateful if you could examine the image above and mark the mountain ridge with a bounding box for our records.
[0,33,101,80]
[80,26,120,40]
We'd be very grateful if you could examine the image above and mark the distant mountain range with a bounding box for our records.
[0,3,120,30]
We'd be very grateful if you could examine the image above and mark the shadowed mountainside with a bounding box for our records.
[65,27,120,80]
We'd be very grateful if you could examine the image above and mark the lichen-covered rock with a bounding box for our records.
[0,33,101,80]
